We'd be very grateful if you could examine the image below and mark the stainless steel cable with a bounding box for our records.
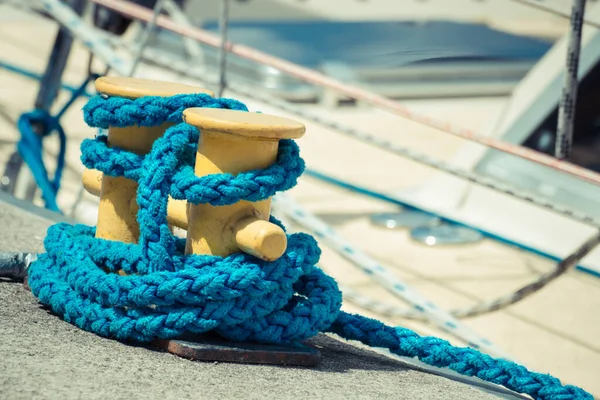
[129,0,166,76]
[217,0,231,97]
[508,0,600,30]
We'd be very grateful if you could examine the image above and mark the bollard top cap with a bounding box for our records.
[183,108,305,140]
[95,76,214,98]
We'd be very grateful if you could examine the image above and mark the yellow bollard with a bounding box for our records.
[82,168,188,229]
[91,76,213,244]
[82,168,102,197]
[182,108,305,262]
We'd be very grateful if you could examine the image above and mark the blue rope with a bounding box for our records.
[17,109,66,212]
[27,93,592,400]
[16,76,95,213]
[0,60,95,97]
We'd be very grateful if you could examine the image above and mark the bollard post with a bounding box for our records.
[182,108,305,262]
[89,76,212,244]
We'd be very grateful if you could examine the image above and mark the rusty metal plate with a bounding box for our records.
[19,263,320,367]
[153,333,321,367]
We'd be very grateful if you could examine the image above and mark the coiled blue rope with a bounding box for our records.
[27,93,592,400]
[17,109,66,212]
[16,75,95,213]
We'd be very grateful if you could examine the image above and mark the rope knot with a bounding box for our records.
[29,93,340,345]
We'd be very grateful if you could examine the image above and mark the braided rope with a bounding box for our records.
[27,93,592,400]
[341,230,600,321]
[329,312,590,399]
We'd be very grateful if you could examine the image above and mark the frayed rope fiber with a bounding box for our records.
[27,93,592,400]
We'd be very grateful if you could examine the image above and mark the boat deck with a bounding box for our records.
[0,3,598,397]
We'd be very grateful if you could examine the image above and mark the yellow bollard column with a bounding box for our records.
[151,109,321,368]
[92,76,213,244]
[82,168,189,230]
[182,108,305,262]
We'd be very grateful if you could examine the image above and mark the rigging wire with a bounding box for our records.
[129,0,166,77]
[555,0,587,160]
[217,0,231,97]
[509,0,600,30]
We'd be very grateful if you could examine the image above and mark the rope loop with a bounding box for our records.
[17,108,67,212]
[80,135,305,206]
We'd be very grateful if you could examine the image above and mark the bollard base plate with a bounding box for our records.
[153,332,321,367]
[24,273,320,367]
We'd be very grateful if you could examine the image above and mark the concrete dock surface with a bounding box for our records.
[0,194,520,400]
[0,1,598,398]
